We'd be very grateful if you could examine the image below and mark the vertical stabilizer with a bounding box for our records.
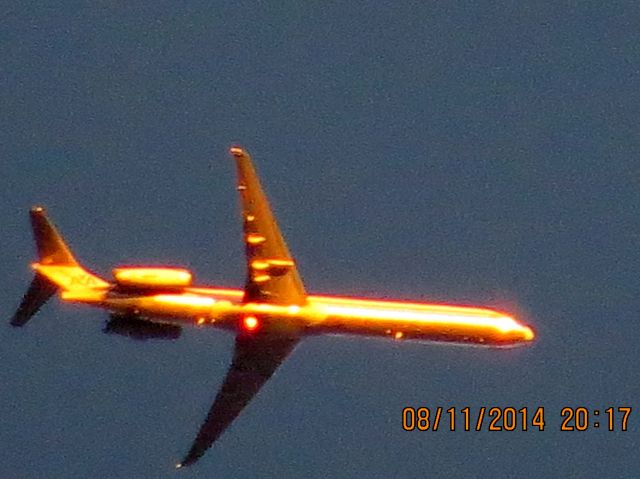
[30,206,78,266]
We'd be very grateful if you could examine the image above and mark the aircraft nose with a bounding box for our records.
[521,325,535,342]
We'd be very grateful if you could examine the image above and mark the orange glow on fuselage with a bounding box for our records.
[153,294,217,307]
[61,282,534,347]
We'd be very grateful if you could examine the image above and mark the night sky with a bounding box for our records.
[2,3,639,478]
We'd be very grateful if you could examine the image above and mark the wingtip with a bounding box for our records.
[176,458,194,469]
[9,316,25,328]
[229,146,246,157]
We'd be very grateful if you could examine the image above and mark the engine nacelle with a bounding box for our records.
[104,314,182,341]
[112,267,193,289]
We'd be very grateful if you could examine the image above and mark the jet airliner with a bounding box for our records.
[10,147,535,467]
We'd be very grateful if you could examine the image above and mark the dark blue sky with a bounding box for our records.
[2,2,639,478]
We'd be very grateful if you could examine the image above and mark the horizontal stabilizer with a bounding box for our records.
[10,274,57,327]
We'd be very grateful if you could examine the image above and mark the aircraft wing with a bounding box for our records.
[178,147,307,467]
[177,333,298,468]
[230,147,307,306]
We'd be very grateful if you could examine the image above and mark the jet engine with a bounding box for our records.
[112,267,192,289]
[104,314,182,341]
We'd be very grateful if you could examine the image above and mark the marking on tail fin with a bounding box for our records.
[69,272,101,287]
[34,265,109,291]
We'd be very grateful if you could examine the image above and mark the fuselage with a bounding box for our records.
[60,280,534,347]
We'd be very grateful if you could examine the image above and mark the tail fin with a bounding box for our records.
[30,206,78,266]
[10,207,108,327]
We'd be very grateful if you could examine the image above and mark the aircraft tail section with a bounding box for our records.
[30,206,78,266]
[10,207,109,327]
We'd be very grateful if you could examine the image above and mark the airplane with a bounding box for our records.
[10,146,535,467]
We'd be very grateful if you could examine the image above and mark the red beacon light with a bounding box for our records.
[242,315,259,332]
